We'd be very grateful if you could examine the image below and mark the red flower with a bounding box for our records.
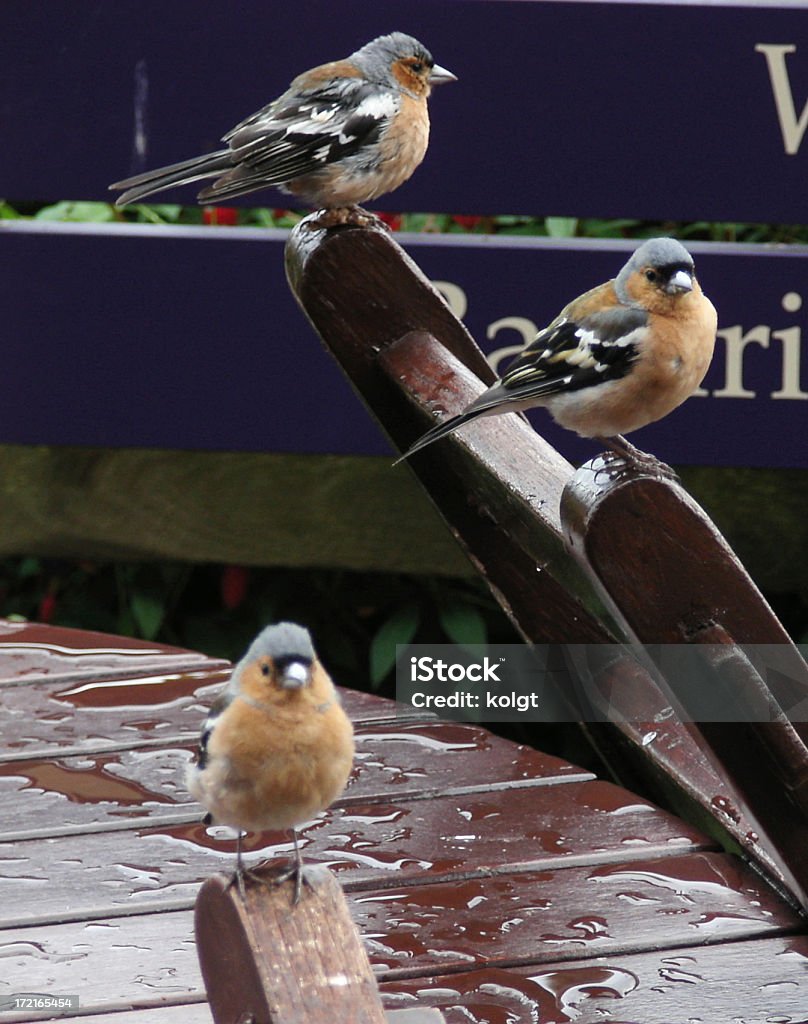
[374,211,402,231]
[203,207,239,226]
[38,588,58,624]
[451,214,484,231]
[221,566,250,610]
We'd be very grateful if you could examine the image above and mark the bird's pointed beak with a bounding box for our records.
[429,64,457,86]
[667,269,694,294]
[281,661,311,690]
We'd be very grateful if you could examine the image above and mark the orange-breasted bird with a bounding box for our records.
[399,237,718,475]
[110,32,456,225]
[187,622,355,902]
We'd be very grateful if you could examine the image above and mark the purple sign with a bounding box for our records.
[1,221,806,468]
[2,1,808,221]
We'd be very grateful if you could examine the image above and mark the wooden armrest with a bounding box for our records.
[563,465,808,906]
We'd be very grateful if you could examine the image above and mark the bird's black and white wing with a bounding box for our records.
[199,80,397,200]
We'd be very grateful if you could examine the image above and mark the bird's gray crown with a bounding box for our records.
[351,32,433,78]
[242,622,316,666]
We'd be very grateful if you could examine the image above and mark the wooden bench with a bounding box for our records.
[3,3,808,1017]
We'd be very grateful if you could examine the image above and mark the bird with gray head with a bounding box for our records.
[110,32,455,224]
[187,621,355,903]
[399,237,717,475]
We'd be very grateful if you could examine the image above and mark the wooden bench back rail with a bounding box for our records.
[285,219,808,910]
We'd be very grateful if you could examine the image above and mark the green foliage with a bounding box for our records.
[4,196,808,244]
[437,597,488,649]
[544,216,579,238]
[369,602,421,686]
[33,201,117,222]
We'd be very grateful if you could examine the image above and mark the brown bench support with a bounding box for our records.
[196,867,445,1023]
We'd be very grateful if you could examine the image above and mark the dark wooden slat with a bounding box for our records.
[0,782,712,927]
[0,747,197,836]
[562,471,808,652]
[0,620,226,685]
[559,645,780,882]
[350,722,593,799]
[379,933,808,1023]
[0,666,228,760]
[0,911,201,1015]
[357,851,802,976]
[0,723,592,839]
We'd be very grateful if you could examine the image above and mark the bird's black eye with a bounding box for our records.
[410,60,424,73]
[260,662,271,677]
[645,269,658,283]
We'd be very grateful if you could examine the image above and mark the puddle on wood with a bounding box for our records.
[0,749,193,808]
[54,672,219,710]
[358,726,484,754]
[382,965,640,1023]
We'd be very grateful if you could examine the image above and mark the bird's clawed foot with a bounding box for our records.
[305,205,387,230]
[224,864,268,902]
[226,860,319,905]
[597,436,679,483]
[226,829,315,905]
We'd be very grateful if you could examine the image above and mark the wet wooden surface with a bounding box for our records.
[2,621,807,1022]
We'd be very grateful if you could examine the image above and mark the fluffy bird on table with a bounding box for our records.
[399,237,717,476]
[187,622,355,903]
[110,32,455,225]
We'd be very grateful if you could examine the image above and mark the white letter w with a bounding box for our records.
[756,44,808,155]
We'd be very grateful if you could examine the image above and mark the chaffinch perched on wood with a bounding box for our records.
[187,622,355,903]
[110,32,455,225]
[400,238,717,475]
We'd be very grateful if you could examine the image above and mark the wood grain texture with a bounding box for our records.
[286,222,612,644]
[562,466,808,649]
[283,218,802,884]
[0,619,225,685]
[0,619,804,1023]
[0,672,429,766]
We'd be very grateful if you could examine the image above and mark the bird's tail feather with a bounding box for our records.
[394,407,489,465]
[109,149,233,206]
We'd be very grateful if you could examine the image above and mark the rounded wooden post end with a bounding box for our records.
[284,214,390,296]
[195,866,388,1024]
